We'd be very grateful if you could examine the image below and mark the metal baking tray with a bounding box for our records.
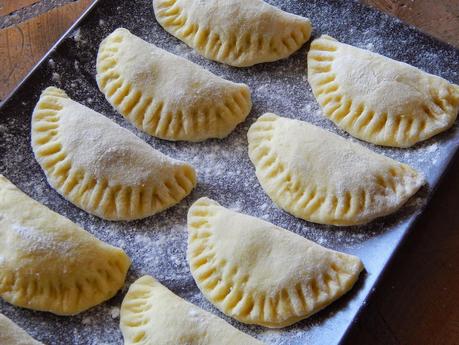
[1,0,458,344]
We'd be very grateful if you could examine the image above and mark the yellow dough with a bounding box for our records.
[247,113,425,226]
[187,197,364,328]
[97,28,252,141]
[31,87,197,221]
[308,35,459,147]
[0,314,44,345]
[0,175,131,315]
[120,276,264,345]
[153,0,312,67]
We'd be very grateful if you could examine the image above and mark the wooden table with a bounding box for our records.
[1,1,459,344]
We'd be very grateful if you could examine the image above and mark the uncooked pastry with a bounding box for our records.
[247,113,425,225]
[97,28,252,141]
[0,314,44,345]
[0,175,131,315]
[31,87,197,221]
[187,197,364,328]
[120,275,264,345]
[153,0,312,67]
[308,35,459,147]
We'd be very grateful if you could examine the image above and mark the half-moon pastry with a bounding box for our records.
[187,197,364,327]
[308,35,459,147]
[247,113,425,225]
[120,275,264,344]
[31,87,197,220]
[97,28,252,141]
[0,175,131,315]
[153,0,312,67]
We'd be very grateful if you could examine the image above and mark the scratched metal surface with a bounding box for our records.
[0,0,458,344]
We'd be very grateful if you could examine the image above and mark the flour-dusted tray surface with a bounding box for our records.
[0,0,458,344]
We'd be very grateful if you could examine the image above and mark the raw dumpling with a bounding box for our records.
[308,35,459,147]
[247,113,425,226]
[153,0,312,67]
[0,175,131,315]
[187,197,364,328]
[97,28,252,141]
[120,275,264,345]
[31,87,197,221]
[0,314,44,345]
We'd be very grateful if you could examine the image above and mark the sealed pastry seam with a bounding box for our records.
[0,175,131,315]
[187,198,364,328]
[247,113,425,226]
[153,0,312,67]
[120,275,264,344]
[308,35,459,147]
[31,87,197,221]
[96,28,252,141]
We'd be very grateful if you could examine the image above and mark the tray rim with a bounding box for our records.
[1,1,458,343]
[339,147,459,344]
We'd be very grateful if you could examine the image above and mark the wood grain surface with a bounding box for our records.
[1,1,459,344]
[0,0,92,101]
[0,0,39,16]
[362,0,459,48]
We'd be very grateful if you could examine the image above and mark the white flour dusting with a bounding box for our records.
[52,72,61,82]
[12,223,75,255]
[110,307,120,319]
